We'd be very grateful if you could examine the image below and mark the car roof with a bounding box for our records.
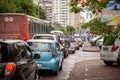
[27,39,56,43]
[0,39,25,44]
[33,34,56,37]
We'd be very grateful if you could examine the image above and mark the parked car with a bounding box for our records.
[96,37,104,49]
[27,39,64,75]
[73,38,80,50]
[68,42,76,54]
[90,35,102,46]
[100,38,120,65]
[74,36,84,47]
[0,40,40,80]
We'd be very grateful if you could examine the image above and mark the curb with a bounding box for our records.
[82,42,100,52]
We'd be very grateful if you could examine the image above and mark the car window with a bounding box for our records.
[19,46,31,59]
[0,43,17,62]
[28,42,51,52]
[0,43,9,62]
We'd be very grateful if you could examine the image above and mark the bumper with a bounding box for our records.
[36,59,58,71]
[68,48,75,53]
[100,52,118,62]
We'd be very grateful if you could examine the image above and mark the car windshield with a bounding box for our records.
[28,42,52,52]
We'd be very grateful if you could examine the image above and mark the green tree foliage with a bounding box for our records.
[85,18,120,45]
[66,25,76,35]
[69,0,120,14]
[0,0,46,19]
[81,22,88,29]
[88,18,108,34]
[0,0,17,13]
[38,6,47,20]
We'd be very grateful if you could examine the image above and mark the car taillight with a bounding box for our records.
[5,62,16,78]
[111,45,119,52]
[23,36,27,41]
[51,48,55,58]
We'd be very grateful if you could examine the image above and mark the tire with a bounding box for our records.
[64,54,67,58]
[103,61,114,66]
[54,67,59,75]
[73,51,75,53]
[12,71,25,80]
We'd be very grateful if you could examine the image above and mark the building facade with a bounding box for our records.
[34,0,80,29]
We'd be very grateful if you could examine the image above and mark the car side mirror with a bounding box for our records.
[33,54,40,59]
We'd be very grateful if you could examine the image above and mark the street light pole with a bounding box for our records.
[38,0,43,18]
[38,2,40,18]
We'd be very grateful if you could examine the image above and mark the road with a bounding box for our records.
[38,47,100,80]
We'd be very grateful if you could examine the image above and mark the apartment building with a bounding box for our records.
[34,0,80,28]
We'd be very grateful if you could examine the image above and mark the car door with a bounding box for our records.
[18,43,36,80]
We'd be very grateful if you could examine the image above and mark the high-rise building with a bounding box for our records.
[34,0,80,28]
[34,0,52,21]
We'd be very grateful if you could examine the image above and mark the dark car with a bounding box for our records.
[61,40,69,58]
[68,42,76,54]
[0,40,40,80]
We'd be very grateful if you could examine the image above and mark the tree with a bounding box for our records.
[66,25,76,35]
[0,0,47,19]
[85,17,120,45]
[81,22,88,29]
[0,0,17,13]
[37,6,47,20]
[69,0,120,14]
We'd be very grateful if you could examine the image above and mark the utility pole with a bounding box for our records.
[38,0,43,18]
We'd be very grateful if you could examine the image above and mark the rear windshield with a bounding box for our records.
[28,42,52,52]
[33,36,54,40]
[0,43,16,62]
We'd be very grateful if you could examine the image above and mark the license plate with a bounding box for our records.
[103,47,108,51]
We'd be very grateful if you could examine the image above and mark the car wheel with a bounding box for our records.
[103,61,114,66]
[54,67,59,75]
[59,60,63,71]
[64,54,67,58]
[73,51,75,53]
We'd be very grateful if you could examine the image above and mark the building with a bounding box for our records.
[34,0,52,21]
[34,0,80,29]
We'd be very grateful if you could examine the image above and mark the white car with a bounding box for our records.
[100,38,120,65]
[90,35,102,46]
[32,34,63,48]
[96,38,104,48]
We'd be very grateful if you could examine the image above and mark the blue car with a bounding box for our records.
[27,39,64,75]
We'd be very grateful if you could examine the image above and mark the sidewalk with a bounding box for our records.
[82,41,100,52]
